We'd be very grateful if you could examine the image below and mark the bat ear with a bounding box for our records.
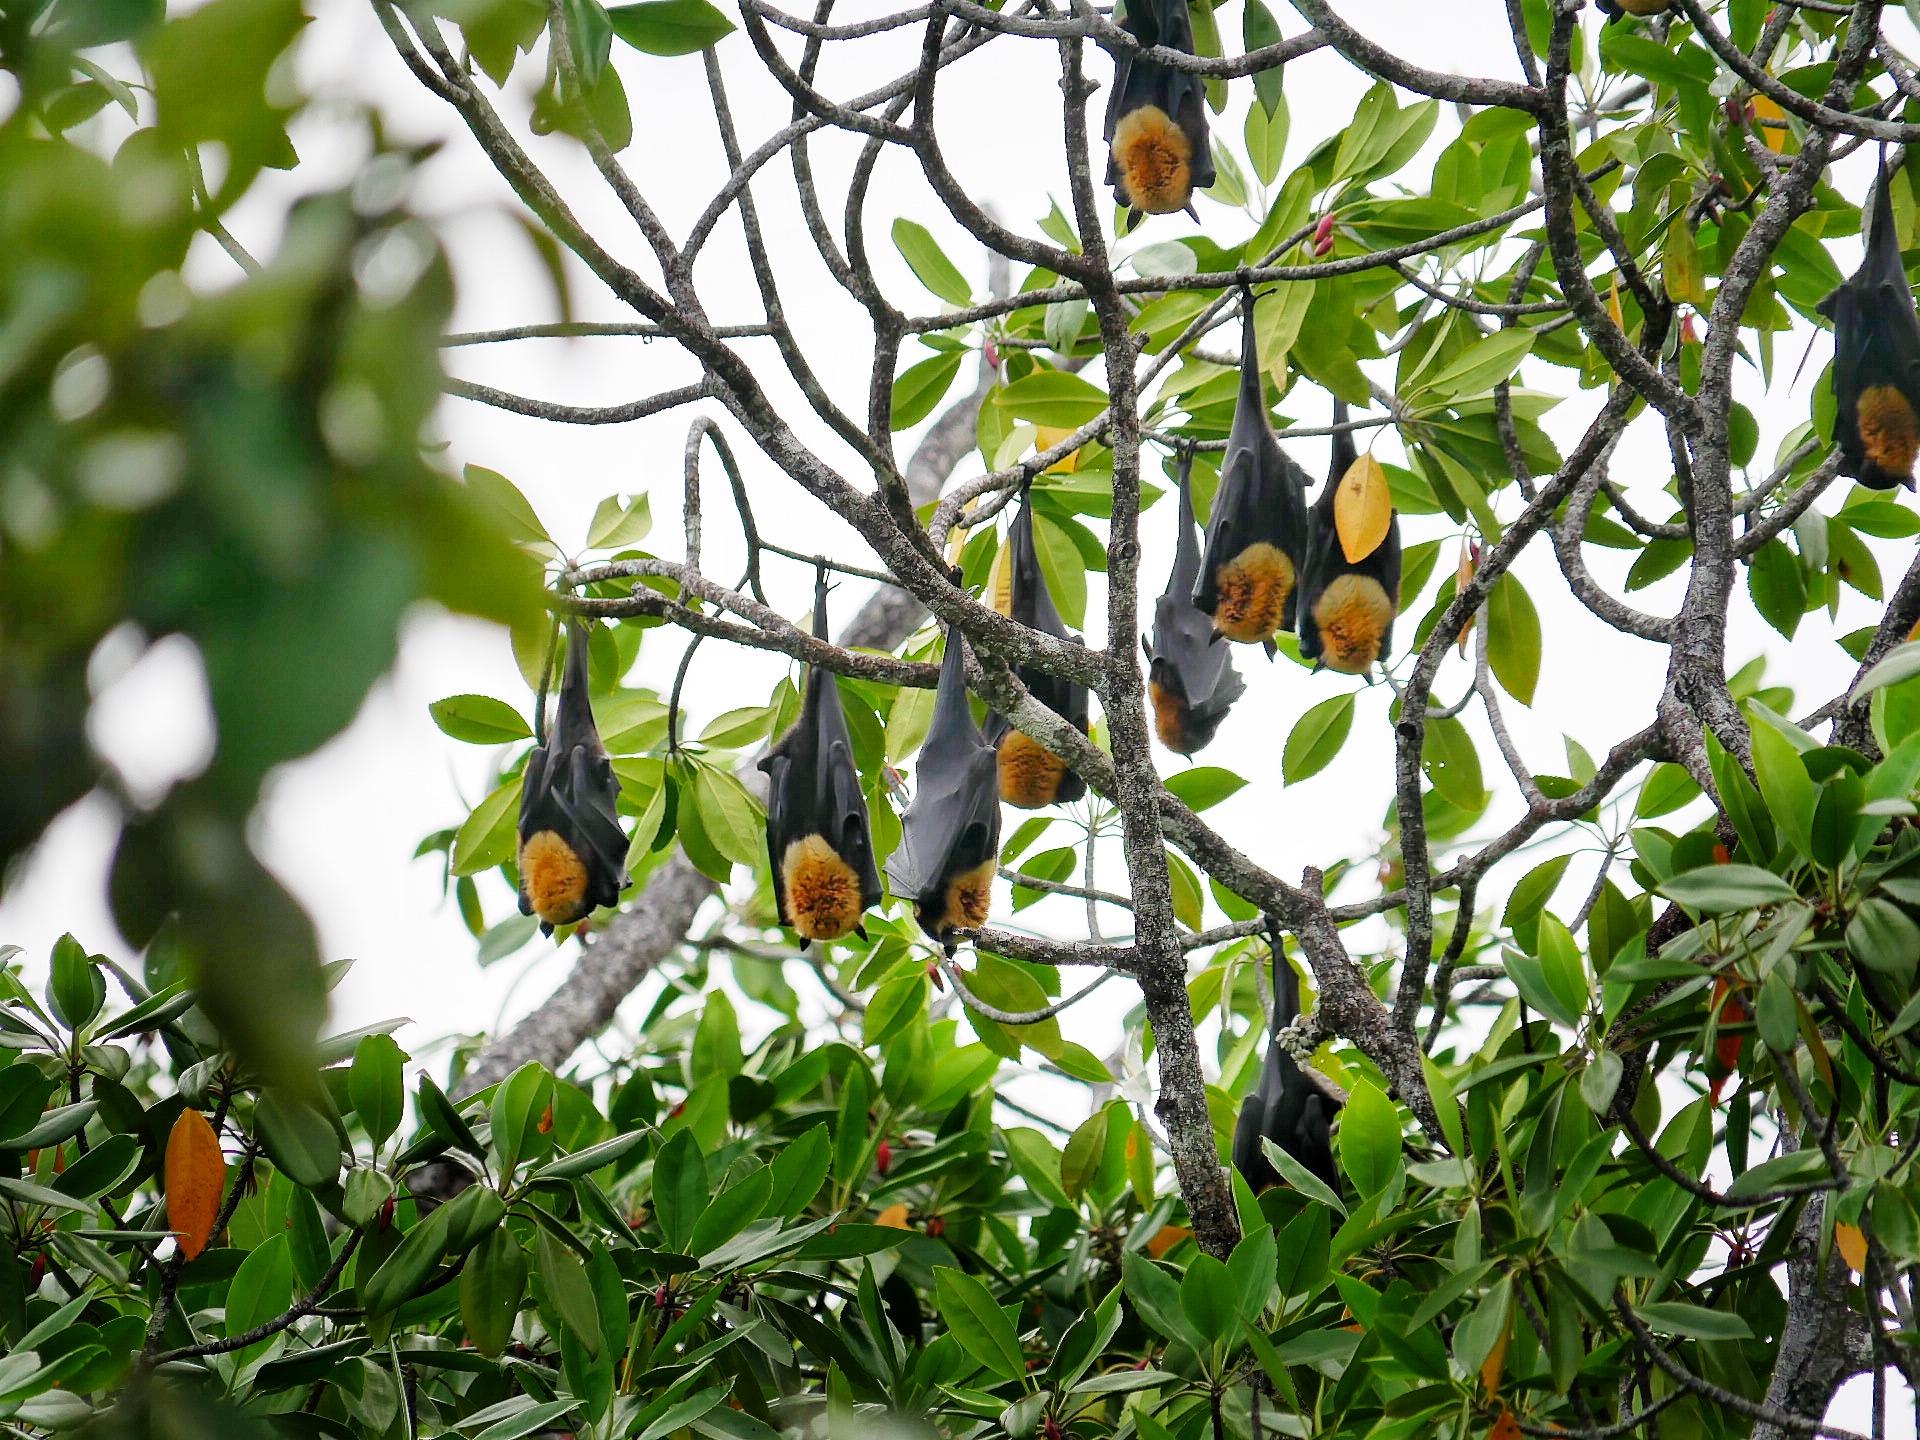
[1262,639,1276,661]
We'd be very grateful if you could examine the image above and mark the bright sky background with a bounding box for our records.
[2,3,1914,1426]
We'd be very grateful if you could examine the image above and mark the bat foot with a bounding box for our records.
[1262,640,1276,661]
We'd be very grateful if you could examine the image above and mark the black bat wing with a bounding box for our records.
[1232,948,1342,1193]
[1146,455,1245,752]
[887,623,1003,908]
[988,499,1092,804]
[565,742,630,910]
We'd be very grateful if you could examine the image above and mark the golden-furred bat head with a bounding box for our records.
[1111,105,1194,216]
[520,829,593,928]
[779,834,868,942]
[1857,383,1920,485]
[1208,541,1296,645]
[1310,573,1397,675]
[930,857,997,937]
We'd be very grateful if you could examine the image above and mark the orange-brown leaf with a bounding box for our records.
[987,533,1015,617]
[166,1108,225,1261]
[1837,1221,1869,1274]
[875,1203,912,1230]
[1488,1409,1524,1440]
[1333,453,1392,563]
[1456,538,1477,655]
[1481,1312,1510,1397]
[1146,1224,1190,1259]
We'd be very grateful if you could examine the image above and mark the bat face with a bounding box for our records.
[1103,0,1214,220]
[1230,948,1341,1194]
[887,618,1004,951]
[1191,295,1310,647]
[758,576,884,942]
[986,498,1091,809]
[517,620,631,934]
[1297,400,1401,675]
[1143,452,1245,754]
[1818,160,1920,491]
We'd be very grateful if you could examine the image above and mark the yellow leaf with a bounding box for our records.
[1607,275,1624,332]
[1480,1310,1509,1397]
[1837,1220,1869,1274]
[986,532,1014,616]
[1034,425,1080,474]
[876,1203,912,1230]
[1333,452,1392,563]
[1488,1410,1523,1440]
[165,1108,226,1261]
[1752,93,1787,153]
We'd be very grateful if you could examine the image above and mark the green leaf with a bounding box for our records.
[1854,642,1920,701]
[226,1232,292,1342]
[1724,1147,1829,1200]
[1122,1251,1201,1349]
[48,935,104,1032]
[892,351,967,431]
[863,974,926,1047]
[1283,693,1355,784]
[1748,538,1806,640]
[692,990,743,1083]
[1635,1301,1752,1340]
[691,1166,773,1258]
[1422,714,1485,810]
[1659,864,1799,911]
[934,1267,1024,1380]
[1850,898,1920,988]
[1485,573,1541,706]
[451,779,521,877]
[473,1399,580,1440]
[769,1123,831,1217]
[1505,944,1581,1029]
[1413,329,1533,400]
[361,1203,452,1316]
[1179,1253,1237,1347]
[534,1128,649,1181]
[892,219,973,307]
[1260,1136,1345,1215]
[1242,0,1284,115]
[1535,914,1590,1027]
[431,694,533,745]
[607,0,734,54]
[536,1224,602,1355]
[254,1088,341,1190]
[1338,1081,1400,1196]
[586,492,653,549]
[465,465,552,549]
[491,1062,555,1181]
[1502,855,1570,930]
[350,1034,406,1150]
[654,1129,709,1250]
[1163,766,1248,811]
[993,369,1109,428]
[1061,1108,1108,1200]
[1636,762,1702,819]
[634,1387,732,1440]
[1750,719,1816,862]
[691,763,764,867]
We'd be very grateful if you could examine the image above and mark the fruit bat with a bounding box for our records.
[984,497,1091,809]
[1818,158,1920,492]
[1192,290,1310,651]
[1143,451,1246,754]
[1297,400,1402,675]
[887,615,1003,952]
[1103,0,1215,224]
[1231,942,1340,1194]
[1596,0,1670,17]
[758,575,884,943]
[517,619,630,935]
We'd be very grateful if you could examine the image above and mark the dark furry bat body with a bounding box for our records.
[1297,400,1402,675]
[1819,158,1920,491]
[1231,945,1341,1193]
[1144,452,1246,754]
[758,576,885,942]
[1192,292,1311,651]
[887,618,1003,951]
[1103,0,1215,224]
[517,620,630,934]
[985,498,1091,809]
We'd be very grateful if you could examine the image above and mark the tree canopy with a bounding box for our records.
[9,0,1920,1437]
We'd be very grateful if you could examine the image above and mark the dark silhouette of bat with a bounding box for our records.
[1144,450,1246,754]
[1231,942,1340,1194]
[758,574,884,942]
[1192,288,1310,652]
[985,496,1090,809]
[1297,400,1402,675]
[1819,156,1920,491]
[517,619,629,935]
[1103,0,1215,225]
[887,613,1002,952]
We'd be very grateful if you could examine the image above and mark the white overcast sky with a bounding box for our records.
[2,4,1914,1424]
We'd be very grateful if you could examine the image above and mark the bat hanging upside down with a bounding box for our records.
[1192,283,1310,651]
[1103,0,1214,224]
[887,606,1003,952]
[758,573,884,943]
[1144,450,1246,755]
[1297,400,1402,675]
[985,493,1091,809]
[517,618,630,934]
[1818,153,1920,492]
[1231,938,1341,1194]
